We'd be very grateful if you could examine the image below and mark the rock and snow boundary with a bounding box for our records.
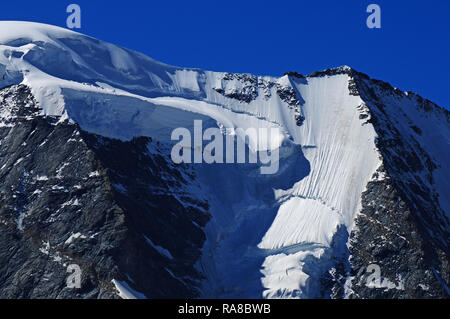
[0,21,448,299]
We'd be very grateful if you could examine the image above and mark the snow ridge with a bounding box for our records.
[1,21,447,299]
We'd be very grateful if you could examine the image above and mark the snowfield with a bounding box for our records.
[1,21,448,299]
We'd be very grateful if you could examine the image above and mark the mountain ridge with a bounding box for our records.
[0,21,448,299]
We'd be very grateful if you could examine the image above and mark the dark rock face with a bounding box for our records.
[0,66,448,300]
[302,66,449,298]
[276,78,305,126]
[213,72,305,126]
[213,73,261,103]
[349,176,448,298]
[276,83,300,109]
[345,74,450,298]
[0,85,209,299]
[284,71,305,79]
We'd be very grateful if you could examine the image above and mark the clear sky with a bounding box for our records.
[1,0,449,108]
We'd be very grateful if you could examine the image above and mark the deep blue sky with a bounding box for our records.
[1,0,449,108]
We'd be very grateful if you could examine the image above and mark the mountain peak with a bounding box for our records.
[0,21,83,44]
[0,22,448,299]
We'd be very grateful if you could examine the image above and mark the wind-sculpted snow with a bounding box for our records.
[0,22,448,299]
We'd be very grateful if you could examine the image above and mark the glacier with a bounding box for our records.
[0,21,448,299]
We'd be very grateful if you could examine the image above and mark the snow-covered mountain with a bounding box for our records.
[0,21,448,299]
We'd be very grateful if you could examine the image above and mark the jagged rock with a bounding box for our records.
[0,22,448,300]
[0,85,209,299]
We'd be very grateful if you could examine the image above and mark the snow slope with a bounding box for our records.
[198,74,381,298]
[0,21,381,298]
[1,21,447,299]
[0,22,289,152]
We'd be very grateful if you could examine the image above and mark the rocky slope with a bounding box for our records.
[0,84,209,298]
[0,22,448,299]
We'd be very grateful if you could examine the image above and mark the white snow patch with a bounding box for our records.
[65,232,87,245]
[88,171,100,178]
[259,197,342,250]
[112,279,146,299]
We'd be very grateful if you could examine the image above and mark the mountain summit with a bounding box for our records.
[0,21,448,299]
